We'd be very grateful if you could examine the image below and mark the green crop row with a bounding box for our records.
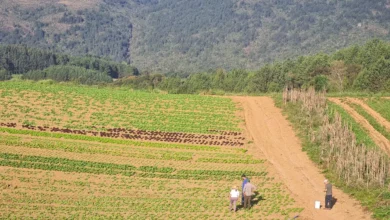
[366,98,390,122]
[177,169,267,177]
[0,153,265,181]
[134,172,264,181]
[0,127,231,152]
[0,81,241,133]
[348,102,390,140]
[348,103,390,140]
[0,158,135,177]
[196,157,264,164]
[0,153,136,170]
[138,166,175,173]
[0,136,194,161]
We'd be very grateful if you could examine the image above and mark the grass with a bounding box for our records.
[347,102,390,140]
[327,92,390,98]
[366,98,390,122]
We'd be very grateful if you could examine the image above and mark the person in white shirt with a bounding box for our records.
[229,186,240,212]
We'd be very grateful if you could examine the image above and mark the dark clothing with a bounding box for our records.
[243,195,251,209]
[325,183,332,196]
[325,195,332,209]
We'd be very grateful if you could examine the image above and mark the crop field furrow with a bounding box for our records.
[0,133,259,162]
[0,127,243,152]
[0,81,305,219]
[0,122,245,147]
[0,82,241,133]
[366,97,390,123]
[328,98,390,155]
[0,145,262,172]
[347,98,390,132]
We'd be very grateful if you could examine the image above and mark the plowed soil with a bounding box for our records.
[329,98,390,155]
[233,96,370,220]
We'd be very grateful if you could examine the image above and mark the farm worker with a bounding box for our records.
[243,181,256,209]
[241,174,249,204]
[324,179,333,209]
[228,186,240,212]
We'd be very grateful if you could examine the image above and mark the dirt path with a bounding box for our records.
[346,98,390,132]
[329,98,390,155]
[232,96,370,220]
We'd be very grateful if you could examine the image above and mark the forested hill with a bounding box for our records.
[1,0,390,73]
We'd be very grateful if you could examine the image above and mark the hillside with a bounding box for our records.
[1,0,390,73]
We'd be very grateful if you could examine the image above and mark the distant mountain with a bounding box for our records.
[1,0,390,73]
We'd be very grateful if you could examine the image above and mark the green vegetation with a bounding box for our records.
[0,153,136,176]
[276,92,390,219]
[366,98,390,122]
[0,127,223,152]
[114,39,390,94]
[2,39,390,94]
[347,102,390,140]
[0,45,138,83]
[0,165,303,219]
[23,65,112,84]
[0,80,240,133]
[1,0,390,73]
[327,102,377,148]
[0,81,304,218]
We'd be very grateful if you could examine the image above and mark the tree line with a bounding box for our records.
[115,39,390,94]
[0,45,138,84]
[1,39,390,92]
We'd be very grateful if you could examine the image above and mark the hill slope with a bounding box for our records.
[1,0,390,73]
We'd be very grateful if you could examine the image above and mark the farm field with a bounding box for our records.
[328,97,390,155]
[323,97,390,219]
[0,81,303,219]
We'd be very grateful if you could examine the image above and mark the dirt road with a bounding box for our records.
[329,98,390,155]
[233,96,370,220]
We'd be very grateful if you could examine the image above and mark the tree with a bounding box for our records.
[329,60,347,92]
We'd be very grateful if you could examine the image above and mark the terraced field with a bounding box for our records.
[328,97,390,155]
[0,81,303,219]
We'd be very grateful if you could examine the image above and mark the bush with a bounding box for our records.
[0,69,11,81]
[22,65,112,85]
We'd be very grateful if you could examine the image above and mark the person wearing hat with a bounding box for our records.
[323,179,333,209]
[229,186,240,212]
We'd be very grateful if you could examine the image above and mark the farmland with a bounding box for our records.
[280,91,390,219]
[0,81,303,219]
[328,97,390,154]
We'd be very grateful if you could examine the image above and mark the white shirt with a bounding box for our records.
[230,189,239,198]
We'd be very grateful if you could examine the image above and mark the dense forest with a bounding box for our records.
[1,0,390,73]
[0,45,138,84]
